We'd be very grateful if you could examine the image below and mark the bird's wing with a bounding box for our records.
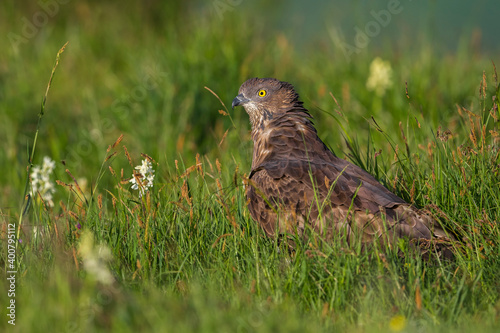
[246,157,365,237]
[247,165,313,237]
[252,112,407,209]
[329,156,406,206]
[248,157,436,241]
[251,157,402,213]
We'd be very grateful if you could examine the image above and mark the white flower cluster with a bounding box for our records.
[30,156,56,207]
[366,57,393,97]
[129,159,155,198]
[79,231,114,285]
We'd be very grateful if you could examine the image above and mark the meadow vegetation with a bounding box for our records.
[0,2,499,332]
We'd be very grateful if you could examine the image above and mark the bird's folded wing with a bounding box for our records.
[250,158,404,214]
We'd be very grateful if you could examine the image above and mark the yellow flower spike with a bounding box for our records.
[366,57,393,97]
[389,315,407,332]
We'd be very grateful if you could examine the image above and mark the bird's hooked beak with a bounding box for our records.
[232,94,250,109]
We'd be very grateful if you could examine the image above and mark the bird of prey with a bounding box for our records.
[232,77,454,256]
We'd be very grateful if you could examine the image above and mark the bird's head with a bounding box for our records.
[232,78,303,129]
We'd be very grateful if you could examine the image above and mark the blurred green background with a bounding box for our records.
[0,0,498,213]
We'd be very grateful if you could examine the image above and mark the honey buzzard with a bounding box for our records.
[232,77,453,256]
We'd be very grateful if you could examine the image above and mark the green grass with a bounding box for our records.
[1,2,500,332]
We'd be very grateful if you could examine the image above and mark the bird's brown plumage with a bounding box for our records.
[232,78,454,256]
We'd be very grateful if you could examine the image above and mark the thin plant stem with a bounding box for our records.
[16,42,69,243]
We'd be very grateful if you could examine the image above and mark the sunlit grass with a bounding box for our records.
[1,2,499,332]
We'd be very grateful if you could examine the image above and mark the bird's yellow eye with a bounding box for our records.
[258,89,267,97]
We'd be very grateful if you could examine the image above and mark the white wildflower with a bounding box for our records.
[30,156,56,207]
[129,159,155,198]
[79,231,114,285]
[366,57,393,97]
